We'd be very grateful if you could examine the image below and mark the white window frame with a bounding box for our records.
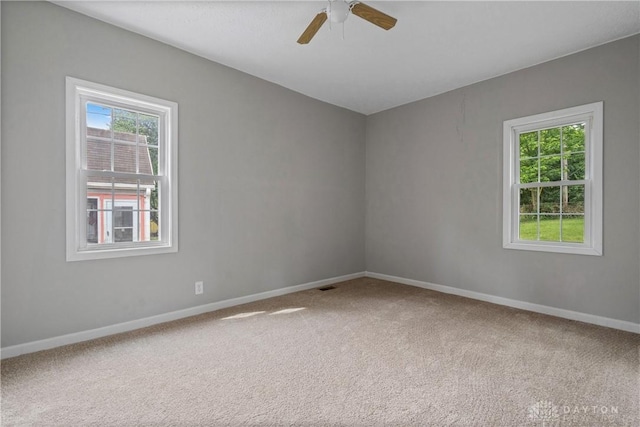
[66,77,178,261]
[502,102,603,256]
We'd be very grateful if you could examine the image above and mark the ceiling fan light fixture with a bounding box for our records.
[328,0,351,24]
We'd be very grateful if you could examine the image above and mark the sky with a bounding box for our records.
[86,102,159,140]
[86,103,111,129]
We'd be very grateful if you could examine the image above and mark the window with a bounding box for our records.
[66,77,178,261]
[503,102,602,256]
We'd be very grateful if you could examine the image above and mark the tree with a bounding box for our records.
[518,124,585,215]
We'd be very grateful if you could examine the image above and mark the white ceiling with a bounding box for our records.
[55,1,640,115]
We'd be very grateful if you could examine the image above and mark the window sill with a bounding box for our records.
[67,243,177,262]
[503,241,602,256]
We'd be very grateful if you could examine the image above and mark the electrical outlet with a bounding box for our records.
[195,281,204,295]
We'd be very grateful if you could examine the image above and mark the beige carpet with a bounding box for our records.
[2,278,639,426]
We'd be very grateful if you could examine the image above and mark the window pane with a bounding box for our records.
[519,131,538,159]
[112,108,137,140]
[138,210,159,242]
[108,125,156,175]
[139,145,157,175]
[563,185,584,214]
[138,179,159,242]
[86,198,98,244]
[562,123,585,154]
[519,214,538,241]
[86,175,111,244]
[519,187,538,214]
[519,158,538,184]
[540,186,560,213]
[86,130,112,172]
[114,227,133,243]
[86,103,111,130]
[114,143,138,173]
[114,207,133,227]
[139,114,159,146]
[540,128,561,156]
[565,152,585,180]
[539,216,560,241]
[562,215,584,243]
[150,180,160,211]
[150,211,159,241]
[113,206,134,243]
[540,156,561,182]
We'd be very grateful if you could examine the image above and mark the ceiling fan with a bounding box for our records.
[297,0,397,44]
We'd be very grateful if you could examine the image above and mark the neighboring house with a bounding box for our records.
[86,127,156,244]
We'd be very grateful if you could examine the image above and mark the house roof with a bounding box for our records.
[87,127,155,187]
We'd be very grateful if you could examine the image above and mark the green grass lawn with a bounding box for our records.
[519,217,584,243]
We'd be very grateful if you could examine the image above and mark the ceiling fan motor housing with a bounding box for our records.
[328,0,351,23]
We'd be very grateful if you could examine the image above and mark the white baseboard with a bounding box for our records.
[365,271,640,334]
[0,272,365,359]
[4,270,635,359]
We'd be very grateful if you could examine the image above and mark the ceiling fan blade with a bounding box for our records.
[297,12,328,44]
[351,2,397,30]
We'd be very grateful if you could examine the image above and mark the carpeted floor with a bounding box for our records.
[1,278,639,426]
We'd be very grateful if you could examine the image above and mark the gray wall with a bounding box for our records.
[366,35,640,323]
[1,2,366,347]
